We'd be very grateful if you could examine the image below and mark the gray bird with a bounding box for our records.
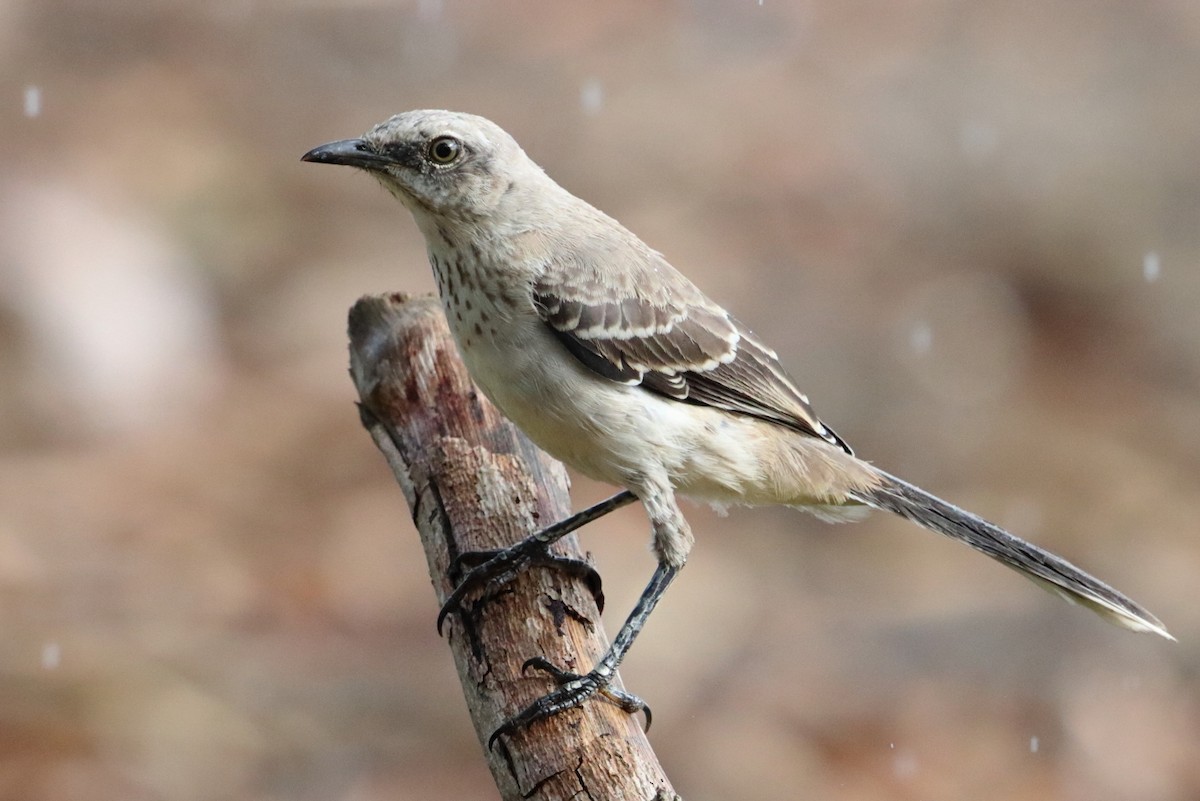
[303,110,1171,744]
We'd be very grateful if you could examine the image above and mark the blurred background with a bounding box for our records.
[1,1,1198,799]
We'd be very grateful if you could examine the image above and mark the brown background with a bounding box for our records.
[1,2,1198,800]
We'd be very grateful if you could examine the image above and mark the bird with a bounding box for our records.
[303,109,1171,744]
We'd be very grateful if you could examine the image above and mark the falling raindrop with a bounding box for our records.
[580,80,604,116]
[23,85,41,118]
[1030,736,1039,753]
[1142,251,1160,282]
[41,642,61,670]
[910,321,932,354]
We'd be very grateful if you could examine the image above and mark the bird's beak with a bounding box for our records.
[301,138,389,169]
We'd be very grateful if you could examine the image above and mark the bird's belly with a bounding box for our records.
[455,325,775,499]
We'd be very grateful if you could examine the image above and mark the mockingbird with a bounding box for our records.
[303,110,1170,745]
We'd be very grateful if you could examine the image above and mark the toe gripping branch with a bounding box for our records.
[436,490,638,636]
[488,561,680,749]
[487,657,652,751]
[434,488,682,748]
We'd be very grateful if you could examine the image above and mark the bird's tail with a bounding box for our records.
[851,470,1173,640]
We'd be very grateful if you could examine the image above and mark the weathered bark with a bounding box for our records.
[347,293,678,801]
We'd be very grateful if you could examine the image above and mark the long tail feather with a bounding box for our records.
[852,470,1172,640]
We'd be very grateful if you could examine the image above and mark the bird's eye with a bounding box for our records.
[427,136,463,165]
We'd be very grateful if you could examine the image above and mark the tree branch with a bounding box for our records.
[347,293,678,801]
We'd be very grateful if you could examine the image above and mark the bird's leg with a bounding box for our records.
[488,561,679,749]
[486,485,689,743]
[437,490,637,634]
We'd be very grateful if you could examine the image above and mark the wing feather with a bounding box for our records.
[533,246,851,453]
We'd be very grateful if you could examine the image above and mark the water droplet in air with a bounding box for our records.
[23,85,41,118]
[580,80,604,116]
[910,321,932,354]
[41,642,61,670]
[1142,251,1160,282]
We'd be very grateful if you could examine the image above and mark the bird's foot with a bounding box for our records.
[436,493,638,635]
[437,542,604,635]
[488,657,651,750]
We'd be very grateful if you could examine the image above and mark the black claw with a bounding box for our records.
[521,656,573,679]
[602,685,650,729]
[437,549,604,637]
[437,575,487,636]
[436,550,521,636]
[436,492,636,637]
[487,721,515,751]
[581,564,605,614]
[435,600,455,636]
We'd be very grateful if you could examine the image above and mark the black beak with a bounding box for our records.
[301,138,388,168]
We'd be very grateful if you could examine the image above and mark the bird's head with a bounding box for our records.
[303,109,537,222]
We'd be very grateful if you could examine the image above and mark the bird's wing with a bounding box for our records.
[533,245,851,453]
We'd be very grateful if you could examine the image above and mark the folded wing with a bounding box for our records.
[533,247,850,453]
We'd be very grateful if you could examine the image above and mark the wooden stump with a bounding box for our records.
[347,293,677,801]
